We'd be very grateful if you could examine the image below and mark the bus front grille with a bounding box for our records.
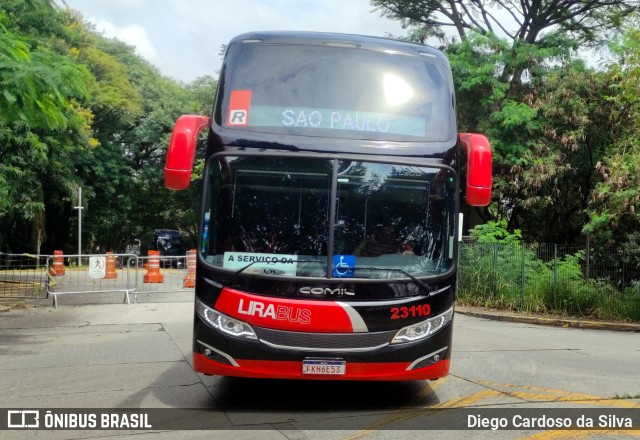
[254,327,396,352]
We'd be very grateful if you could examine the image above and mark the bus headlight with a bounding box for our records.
[195,298,258,340]
[390,306,454,344]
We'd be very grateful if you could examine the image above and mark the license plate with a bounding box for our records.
[302,358,346,375]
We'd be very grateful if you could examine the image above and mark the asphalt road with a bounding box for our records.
[1,292,639,439]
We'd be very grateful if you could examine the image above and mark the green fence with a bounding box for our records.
[458,242,640,321]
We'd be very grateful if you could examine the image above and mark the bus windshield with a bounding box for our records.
[217,43,455,142]
[202,156,456,279]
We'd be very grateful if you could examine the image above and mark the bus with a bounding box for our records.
[164,31,492,381]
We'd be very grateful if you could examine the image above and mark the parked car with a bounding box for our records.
[151,229,186,268]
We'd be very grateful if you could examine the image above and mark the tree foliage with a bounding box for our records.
[0,2,217,253]
[0,4,93,252]
[0,18,89,129]
[585,17,640,243]
[372,0,638,45]
[373,0,640,248]
[373,0,639,100]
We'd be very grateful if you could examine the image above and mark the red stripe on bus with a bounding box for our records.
[214,287,357,332]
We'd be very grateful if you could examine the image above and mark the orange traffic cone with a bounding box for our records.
[49,250,65,276]
[143,250,164,283]
[104,252,117,279]
[183,249,196,288]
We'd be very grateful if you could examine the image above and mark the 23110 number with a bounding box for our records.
[390,304,431,319]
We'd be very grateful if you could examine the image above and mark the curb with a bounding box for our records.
[456,306,640,332]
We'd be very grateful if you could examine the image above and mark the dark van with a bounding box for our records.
[151,229,186,268]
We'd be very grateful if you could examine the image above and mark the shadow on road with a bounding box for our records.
[214,376,440,411]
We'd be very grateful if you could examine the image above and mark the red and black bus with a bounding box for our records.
[164,31,491,380]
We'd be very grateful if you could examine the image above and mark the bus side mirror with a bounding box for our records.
[458,133,492,206]
[164,115,211,190]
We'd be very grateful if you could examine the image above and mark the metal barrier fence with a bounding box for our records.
[458,242,640,321]
[0,252,193,307]
[47,254,138,307]
[134,255,192,294]
[0,253,49,301]
[45,254,194,307]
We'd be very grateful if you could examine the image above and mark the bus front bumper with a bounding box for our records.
[193,352,450,381]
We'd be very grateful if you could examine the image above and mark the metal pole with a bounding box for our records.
[553,244,558,309]
[585,235,590,281]
[492,244,498,299]
[520,243,525,306]
[75,187,83,267]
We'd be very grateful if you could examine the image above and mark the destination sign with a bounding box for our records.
[236,104,427,137]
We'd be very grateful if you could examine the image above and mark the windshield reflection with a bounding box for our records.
[202,156,455,279]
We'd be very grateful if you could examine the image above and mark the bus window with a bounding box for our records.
[203,156,331,277]
[202,156,455,278]
[217,43,455,142]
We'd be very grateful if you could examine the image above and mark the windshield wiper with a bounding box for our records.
[358,266,432,293]
[221,260,432,294]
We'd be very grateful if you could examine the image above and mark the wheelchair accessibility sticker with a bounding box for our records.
[332,255,355,278]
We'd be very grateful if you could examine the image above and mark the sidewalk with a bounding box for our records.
[0,290,194,311]
[456,305,640,332]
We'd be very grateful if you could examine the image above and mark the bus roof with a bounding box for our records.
[228,31,449,65]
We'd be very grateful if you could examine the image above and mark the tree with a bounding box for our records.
[443,31,615,242]
[371,1,639,245]
[81,36,217,251]
[372,0,638,46]
[0,6,92,252]
[585,18,640,244]
[0,12,89,129]
[373,0,638,89]
[0,1,218,254]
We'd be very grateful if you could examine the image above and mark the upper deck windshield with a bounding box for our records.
[217,42,455,142]
[202,156,456,280]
